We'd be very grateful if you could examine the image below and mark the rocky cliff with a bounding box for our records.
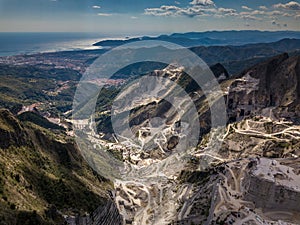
[227,54,300,122]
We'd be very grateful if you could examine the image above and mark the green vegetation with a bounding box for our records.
[0,64,81,81]
[17,112,64,131]
[0,109,112,224]
[0,65,79,116]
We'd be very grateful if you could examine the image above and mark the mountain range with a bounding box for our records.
[94,30,300,48]
[0,34,300,224]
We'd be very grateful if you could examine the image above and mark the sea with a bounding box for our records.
[0,32,115,57]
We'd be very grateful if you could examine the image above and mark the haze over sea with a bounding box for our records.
[0,32,114,57]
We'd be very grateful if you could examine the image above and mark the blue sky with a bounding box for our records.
[0,0,299,34]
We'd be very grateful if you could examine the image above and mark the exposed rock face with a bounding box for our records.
[243,158,300,213]
[100,54,300,225]
[210,63,229,81]
[178,158,300,225]
[227,54,300,122]
[65,200,122,225]
[219,116,300,160]
[245,174,300,212]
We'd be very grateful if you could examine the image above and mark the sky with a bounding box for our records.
[0,0,299,34]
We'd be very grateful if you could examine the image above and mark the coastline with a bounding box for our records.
[0,33,128,57]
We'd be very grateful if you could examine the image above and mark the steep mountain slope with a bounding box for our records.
[176,54,300,224]
[0,109,121,224]
[227,53,300,122]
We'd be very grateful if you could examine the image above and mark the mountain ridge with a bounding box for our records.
[94,30,300,48]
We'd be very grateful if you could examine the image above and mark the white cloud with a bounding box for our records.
[239,10,265,17]
[175,1,181,5]
[144,7,176,16]
[241,15,261,21]
[282,12,294,16]
[273,1,300,10]
[145,0,238,18]
[131,16,138,19]
[218,8,237,16]
[182,7,217,17]
[97,13,112,16]
[242,6,252,11]
[190,0,215,6]
[265,10,294,17]
[92,5,101,9]
[160,5,181,11]
[145,5,184,17]
[250,10,266,15]
[268,10,285,16]
[219,8,236,13]
[259,6,268,10]
[239,9,295,18]
[143,0,298,26]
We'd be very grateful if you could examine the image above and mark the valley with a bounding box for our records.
[0,35,300,224]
